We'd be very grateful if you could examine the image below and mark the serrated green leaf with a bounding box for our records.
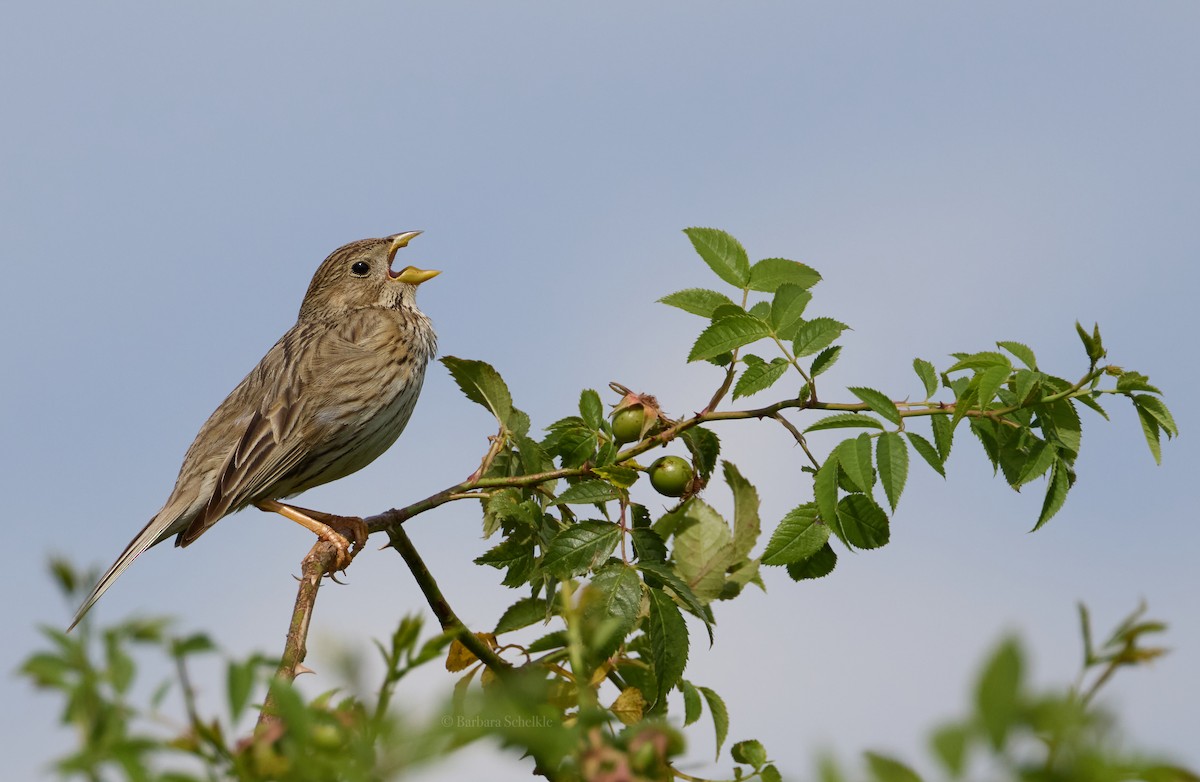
[1013,439,1057,488]
[1134,394,1178,438]
[804,413,885,433]
[1116,371,1161,394]
[1076,392,1109,419]
[945,352,1011,373]
[997,341,1038,370]
[1135,404,1163,465]
[748,300,771,320]
[1031,460,1071,531]
[551,480,622,506]
[792,317,848,357]
[698,686,729,758]
[584,563,643,659]
[579,389,603,430]
[682,426,721,481]
[495,597,551,635]
[543,521,621,578]
[838,494,890,549]
[836,434,875,494]
[769,283,812,338]
[976,365,1011,410]
[848,386,901,425]
[594,464,640,489]
[637,561,713,643]
[659,288,737,317]
[684,227,750,288]
[876,432,908,511]
[976,637,1023,749]
[1039,399,1082,456]
[913,358,938,399]
[786,544,837,580]
[631,527,668,563]
[762,503,830,566]
[748,257,822,292]
[689,314,772,362]
[725,462,761,561]
[733,357,789,400]
[680,679,703,726]
[811,346,842,377]
[474,537,536,587]
[441,356,514,426]
[647,588,689,703]
[813,454,843,545]
[864,751,923,782]
[1011,369,1043,406]
[672,500,735,604]
[931,414,953,461]
[906,432,945,477]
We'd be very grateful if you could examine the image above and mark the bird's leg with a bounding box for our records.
[254,500,369,571]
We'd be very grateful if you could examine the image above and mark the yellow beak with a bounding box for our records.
[387,231,440,285]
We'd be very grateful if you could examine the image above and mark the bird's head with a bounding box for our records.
[299,232,439,320]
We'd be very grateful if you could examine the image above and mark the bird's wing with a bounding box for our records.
[174,321,374,546]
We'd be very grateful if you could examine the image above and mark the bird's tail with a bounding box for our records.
[68,513,176,631]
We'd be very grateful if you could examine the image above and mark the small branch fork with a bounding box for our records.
[257,364,1109,726]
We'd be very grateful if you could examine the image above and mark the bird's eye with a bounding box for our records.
[350,261,370,276]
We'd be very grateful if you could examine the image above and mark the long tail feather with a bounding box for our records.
[68,513,177,631]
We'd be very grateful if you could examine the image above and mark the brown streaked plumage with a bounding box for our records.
[71,232,439,629]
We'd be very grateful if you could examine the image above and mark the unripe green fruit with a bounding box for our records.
[649,456,693,497]
[611,407,646,444]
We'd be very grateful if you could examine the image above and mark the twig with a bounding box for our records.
[256,540,339,730]
[386,525,511,673]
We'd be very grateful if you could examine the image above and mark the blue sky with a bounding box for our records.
[3,3,1197,778]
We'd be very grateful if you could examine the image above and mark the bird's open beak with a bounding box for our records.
[387,231,441,285]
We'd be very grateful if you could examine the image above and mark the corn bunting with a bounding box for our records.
[71,232,438,629]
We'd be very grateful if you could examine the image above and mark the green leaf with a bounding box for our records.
[1031,460,1070,531]
[838,494,890,549]
[865,751,923,782]
[542,521,621,578]
[769,283,812,337]
[495,597,551,635]
[762,503,830,566]
[672,500,735,604]
[929,723,969,777]
[474,537,536,587]
[945,351,1012,373]
[1075,321,1106,363]
[792,317,849,357]
[689,314,772,362]
[1039,399,1082,456]
[976,365,1011,410]
[584,563,643,659]
[631,526,668,563]
[811,345,842,377]
[647,587,690,702]
[636,561,713,643]
[913,358,938,399]
[906,432,944,477]
[680,679,703,726]
[1134,394,1178,438]
[682,426,721,481]
[698,686,729,759]
[786,544,837,580]
[659,288,737,317]
[1116,370,1161,394]
[594,464,639,489]
[441,356,514,426]
[931,414,953,461]
[733,357,789,400]
[749,300,771,320]
[748,257,822,292]
[725,462,762,561]
[836,434,875,494]
[227,659,256,722]
[804,413,885,433]
[1135,404,1163,465]
[997,340,1038,370]
[732,739,768,769]
[849,386,901,425]
[551,479,622,506]
[1013,439,1057,488]
[813,454,842,544]
[975,637,1024,749]
[876,432,909,511]
[579,389,603,430]
[684,227,751,288]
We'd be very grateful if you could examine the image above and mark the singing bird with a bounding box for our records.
[71,232,439,629]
